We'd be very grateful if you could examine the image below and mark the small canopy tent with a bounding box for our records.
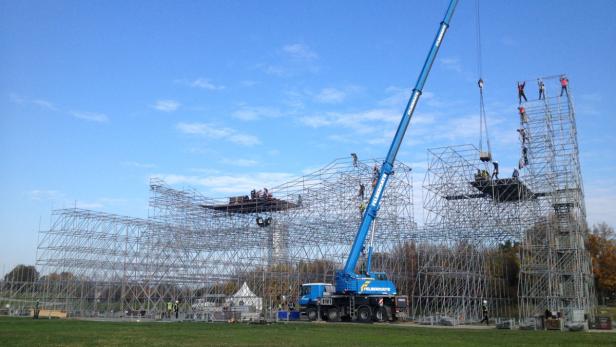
[227,282,262,311]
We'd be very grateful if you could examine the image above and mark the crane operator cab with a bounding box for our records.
[299,283,335,307]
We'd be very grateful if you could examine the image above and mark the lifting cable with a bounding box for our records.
[476,0,492,163]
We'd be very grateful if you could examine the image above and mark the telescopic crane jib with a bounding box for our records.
[299,0,459,323]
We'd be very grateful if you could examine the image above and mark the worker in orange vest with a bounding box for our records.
[518,106,528,123]
[560,75,569,97]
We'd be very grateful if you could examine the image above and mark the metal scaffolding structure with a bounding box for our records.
[414,144,519,323]
[1,75,594,327]
[516,76,595,324]
[412,75,595,325]
[28,157,415,319]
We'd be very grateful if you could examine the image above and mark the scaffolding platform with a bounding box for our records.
[201,197,298,214]
[444,178,536,202]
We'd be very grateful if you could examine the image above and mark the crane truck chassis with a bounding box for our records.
[300,283,408,323]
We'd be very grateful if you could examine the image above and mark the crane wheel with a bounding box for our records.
[327,308,340,322]
[374,306,389,322]
[357,306,372,323]
[306,307,318,321]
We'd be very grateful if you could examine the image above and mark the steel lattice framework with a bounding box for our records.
[32,158,416,319]
[2,76,594,325]
[516,76,595,323]
[412,75,595,325]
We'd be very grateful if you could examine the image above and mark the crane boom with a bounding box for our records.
[342,0,459,276]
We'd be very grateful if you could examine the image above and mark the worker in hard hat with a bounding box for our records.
[174,300,179,319]
[518,106,528,123]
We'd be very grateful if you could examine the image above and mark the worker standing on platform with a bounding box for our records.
[492,161,499,180]
[517,81,527,104]
[512,168,519,179]
[560,75,569,97]
[538,79,545,100]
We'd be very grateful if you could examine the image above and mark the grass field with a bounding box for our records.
[0,317,614,347]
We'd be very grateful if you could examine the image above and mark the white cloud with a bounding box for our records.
[176,122,261,146]
[222,158,259,167]
[439,57,463,73]
[300,108,399,133]
[315,88,346,104]
[152,172,295,194]
[28,190,62,201]
[32,99,58,111]
[232,106,282,121]
[75,202,104,209]
[9,93,58,111]
[122,161,157,169]
[70,111,109,123]
[240,80,259,87]
[282,43,318,60]
[260,64,290,77]
[189,78,225,90]
[153,100,180,112]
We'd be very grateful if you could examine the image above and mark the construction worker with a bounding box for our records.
[358,183,365,200]
[492,161,499,180]
[359,201,366,218]
[372,164,380,188]
[538,79,545,100]
[480,301,489,325]
[522,147,529,166]
[518,106,528,123]
[351,153,358,167]
[560,75,569,97]
[517,128,528,144]
[33,299,39,319]
[512,168,519,179]
[478,78,484,90]
[167,300,173,319]
[517,81,527,104]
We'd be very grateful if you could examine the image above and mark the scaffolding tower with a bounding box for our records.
[517,76,595,323]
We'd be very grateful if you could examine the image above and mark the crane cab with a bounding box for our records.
[299,283,335,306]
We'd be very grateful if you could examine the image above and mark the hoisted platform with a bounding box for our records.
[445,177,537,202]
[201,196,298,214]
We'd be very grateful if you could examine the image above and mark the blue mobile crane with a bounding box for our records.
[299,0,459,322]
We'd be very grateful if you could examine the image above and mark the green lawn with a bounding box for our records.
[0,317,613,347]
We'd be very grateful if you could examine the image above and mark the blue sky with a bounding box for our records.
[1,0,615,268]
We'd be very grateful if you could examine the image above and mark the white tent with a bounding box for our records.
[227,282,262,311]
